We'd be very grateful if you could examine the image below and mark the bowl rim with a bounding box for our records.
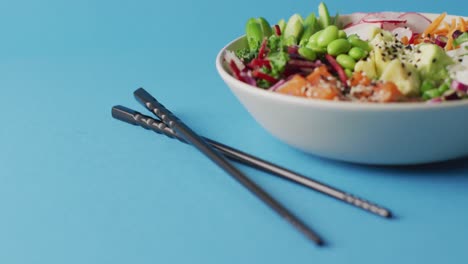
[216,12,468,111]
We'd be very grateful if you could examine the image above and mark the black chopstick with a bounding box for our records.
[111,105,392,218]
[132,88,325,246]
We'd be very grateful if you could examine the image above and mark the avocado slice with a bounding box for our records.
[355,58,377,79]
[379,60,421,96]
[413,44,453,80]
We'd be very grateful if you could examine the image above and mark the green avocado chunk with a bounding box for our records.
[413,44,453,80]
[379,60,421,96]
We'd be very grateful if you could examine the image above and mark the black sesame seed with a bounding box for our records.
[459,58,463,62]
[432,58,437,63]
[408,72,412,77]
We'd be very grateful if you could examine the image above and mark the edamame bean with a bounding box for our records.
[336,54,356,70]
[347,34,359,40]
[345,68,353,78]
[338,30,347,39]
[306,42,327,53]
[317,25,339,47]
[348,47,368,60]
[308,30,323,46]
[327,39,351,56]
[348,37,372,52]
[298,47,317,60]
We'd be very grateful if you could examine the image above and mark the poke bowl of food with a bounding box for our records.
[216,2,468,165]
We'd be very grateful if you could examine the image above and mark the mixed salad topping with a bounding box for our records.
[224,2,468,103]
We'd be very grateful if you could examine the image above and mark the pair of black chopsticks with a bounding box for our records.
[112,88,393,246]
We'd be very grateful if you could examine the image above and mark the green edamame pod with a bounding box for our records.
[348,37,372,52]
[299,13,318,46]
[336,54,356,70]
[284,14,304,45]
[327,39,351,56]
[257,17,272,38]
[348,47,368,60]
[318,2,331,28]
[246,18,263,51]
[317,25,339,47]
[338,30,347,39]
[298,47,317,61]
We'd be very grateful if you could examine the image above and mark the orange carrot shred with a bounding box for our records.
[401,36,409,45]
[424,12,447,35]
[460,17,467,32]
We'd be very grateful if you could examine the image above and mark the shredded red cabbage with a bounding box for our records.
[325,54,348,89]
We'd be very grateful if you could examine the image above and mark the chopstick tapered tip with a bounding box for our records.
[383,210,393,219]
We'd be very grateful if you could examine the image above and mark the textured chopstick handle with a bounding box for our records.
[112,105,184,143]
[112,105,393,219]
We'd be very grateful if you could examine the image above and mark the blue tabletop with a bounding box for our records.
[1,0,467,263]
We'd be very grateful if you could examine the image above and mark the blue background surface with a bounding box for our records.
[0,0,467,263]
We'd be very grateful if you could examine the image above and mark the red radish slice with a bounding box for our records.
[382,21,407,31]
[398,12,431,34]
[363,18,407,24]
[340,12,368,27]
[361,12,403,22]
[391,27,413,41]
[344,22,383,40]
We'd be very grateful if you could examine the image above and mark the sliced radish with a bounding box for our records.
[361,12,403,22]
[340,12,368,27]
[391,27,413,41]
[344,22,383,40]
[398,12,431,34]
[382,21,407,31]
[363,18,407,24]
[224,50,245,71]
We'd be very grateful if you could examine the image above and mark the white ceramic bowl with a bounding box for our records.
[216,13,468,165]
